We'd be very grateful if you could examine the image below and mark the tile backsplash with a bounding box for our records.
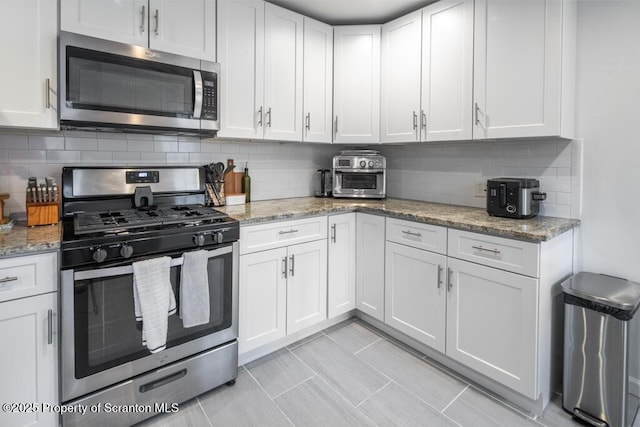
[0,130,581,219]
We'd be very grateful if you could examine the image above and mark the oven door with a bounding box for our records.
[60,242,238,402]
[333,169,386,198]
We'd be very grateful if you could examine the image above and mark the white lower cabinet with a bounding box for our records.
[385,241,446,352]
[239,218,327,354]
[355,213,385,321]
[327,214,356,318]
[446,257,538,399]
[0,292,58,427]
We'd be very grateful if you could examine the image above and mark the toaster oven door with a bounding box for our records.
[333,169,386,198]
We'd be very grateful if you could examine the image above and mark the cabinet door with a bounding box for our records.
[0,0,57,130]
[446,258,538,399]
[0,292,57,427]
[148,0,216,60]
[333,26,381,143]
[356,213,385,321]
[380,11,422,143]
[264,3,304,141]
[239,247,287,354]
[473,0,563,139]
[217,0,265,139]
[421,0,473,142]
[385,242,446,352]
[302,17,333,143]
[287,240,328,334]
[328,214,356,318]
[61,0,148,47]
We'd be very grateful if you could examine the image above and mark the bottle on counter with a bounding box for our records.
[242,163,251,203]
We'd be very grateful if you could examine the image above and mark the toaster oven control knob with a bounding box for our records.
[92,247,108,263]
[213,232,224,244]
[193,233,206,247]
[119,244,134,259]
[368,161,374,168]
[506,204,517,214]
[360,160,366,168]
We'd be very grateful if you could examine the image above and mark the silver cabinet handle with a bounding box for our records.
[193,70,203,119]
[437,265,443,289]
[266,108,272,127]
[305,113,311,132]
[279,229,298,235]
[140,5,146,33]
[282,257,288,279]
[0,276,18,284]
[447,268,453,291]
[257,106,263,127]
[335,116,338,136]
[45,78,51,109]
[154,9,159,35]
[475,102,486,128]
[401,230,422,238]
[412,111,418,130]
[47,309,53,345]
[421,110,427,130]
[331,223,336,243]
[289,254,295,277]
[471,245,501,255]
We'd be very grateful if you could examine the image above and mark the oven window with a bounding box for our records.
[342,173,379,190]
[73,251,232,379]
[66,46,195,118]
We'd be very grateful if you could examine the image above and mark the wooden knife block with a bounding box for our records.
[27,202,59,226]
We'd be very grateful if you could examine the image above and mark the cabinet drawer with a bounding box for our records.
[240,216,328,255]
[386,218,447,255]
[447,229,539,277]
[0,251,58,303]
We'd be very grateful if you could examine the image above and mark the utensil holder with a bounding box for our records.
[26,202,59,226]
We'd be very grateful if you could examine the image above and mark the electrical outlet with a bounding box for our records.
[473,181,487,198]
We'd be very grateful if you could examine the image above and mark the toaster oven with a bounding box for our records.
[332,150,386,199]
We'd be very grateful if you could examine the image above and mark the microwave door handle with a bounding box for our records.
[193,70,203,119]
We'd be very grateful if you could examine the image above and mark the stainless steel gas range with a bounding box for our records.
[59,166,239,427]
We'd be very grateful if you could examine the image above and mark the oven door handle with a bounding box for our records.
[193,70,203,119]
[333,169,385,174]
[73,246,233,281]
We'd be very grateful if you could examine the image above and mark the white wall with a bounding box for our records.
[574,0,640,282]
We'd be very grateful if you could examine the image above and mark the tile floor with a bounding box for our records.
[138,318,584,427]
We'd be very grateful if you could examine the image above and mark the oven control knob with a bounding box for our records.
[193,233,206,247]
[359,160,366,168]
[92,247,108,263]
[368,161,374,168]
[120,244,134,259]
[212,232,224,244]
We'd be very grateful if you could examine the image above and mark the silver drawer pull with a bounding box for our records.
[47,309,53,345]
[402,230,422,238]
[472,245,501,255]
[0,276,18,284]
[279,229,299,235]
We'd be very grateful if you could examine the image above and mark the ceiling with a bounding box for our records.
[266,0,436,25]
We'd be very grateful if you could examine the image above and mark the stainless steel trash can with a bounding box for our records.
[562,272,640,427]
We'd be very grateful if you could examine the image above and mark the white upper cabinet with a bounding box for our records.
[380,0,473,143]
[217,0,265,139]
[473,0,576,140]
[0,0,57,130]
[380,11,422,143]
[303,17,334,143]
[61,0,216,60]
[264,3,304,141]
[333,26,381,143]
[421,0,473,141]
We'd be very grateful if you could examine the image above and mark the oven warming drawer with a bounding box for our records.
[61,341,238,427]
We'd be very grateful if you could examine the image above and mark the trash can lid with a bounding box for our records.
[561,272,640,311]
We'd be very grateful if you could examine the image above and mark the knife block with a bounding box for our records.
[26,202,59,226]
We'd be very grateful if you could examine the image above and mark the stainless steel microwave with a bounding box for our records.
[59,31,219,134]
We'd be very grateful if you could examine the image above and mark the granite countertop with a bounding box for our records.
[0,223,62,257]
[219,197,580,242]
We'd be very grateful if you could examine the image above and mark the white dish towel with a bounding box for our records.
[180,250,210,327]
[133,256,176,353]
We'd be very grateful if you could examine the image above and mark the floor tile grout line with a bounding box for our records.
[355,380,393,409]
[194,396,215,427]
[440,384,469,414]
[353,336,384,355]
[244,367,296,426]
[464,383,546,424]
[286,331,328,351]
[310,374,381,427]
[270,373,317,400]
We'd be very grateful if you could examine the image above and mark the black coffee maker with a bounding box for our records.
[314,169,332,197]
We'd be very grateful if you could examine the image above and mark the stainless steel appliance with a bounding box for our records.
[59,31,219,134]
[60,166,238,427]
[486,178,546,219]
[332,150,386,198]
[562,272,640,427]
[314,169,332,197]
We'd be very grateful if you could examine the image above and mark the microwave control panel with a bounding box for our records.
[201,71,217,121]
